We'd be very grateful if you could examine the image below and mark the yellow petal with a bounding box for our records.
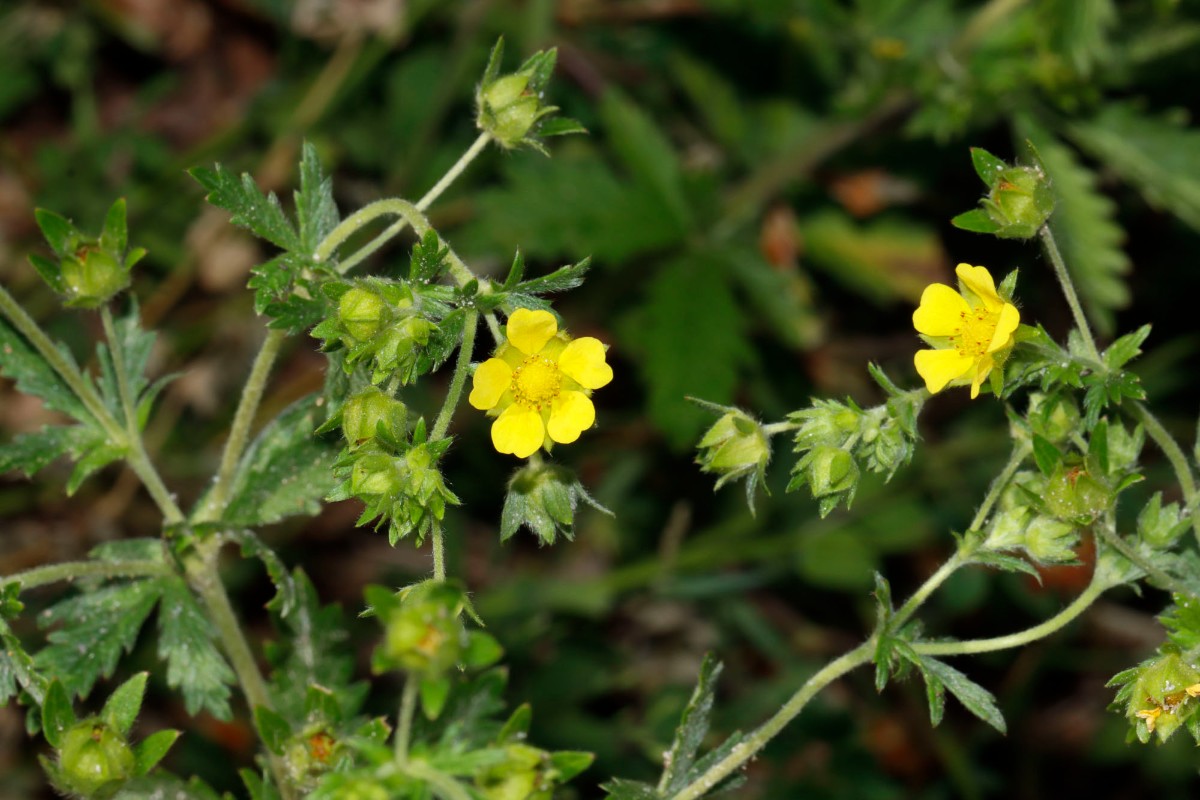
[969,354,996,399]
[913,283,969,336]
[491,404,545,458]
[914,348,974,394]
[547,391,595,444]
[469,358,512,410]
[986,302,1020,353]
[506,308,557,355]
[955,263,1003,312]
[557,337,613,389]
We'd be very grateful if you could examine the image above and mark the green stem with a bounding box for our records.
[668,641,875,800]
[184,540,296,800]
[335,133,491,276]
[100,306,185,525]
[403,761,474,800]
[761,421,800,436]
[1131,402,1200,545]
[193,329,287,524]
[914,576,1106,657]
[6,559,171,590]
[395,677,419,763]
[1094,522,1190,595]
[890,442,1030,630]
[1039,225,1101,363]
[431,523,447,582]
[484,311,503,344]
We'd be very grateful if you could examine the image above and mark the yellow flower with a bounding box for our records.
[469,309,613,458]
[912,264,1020,399]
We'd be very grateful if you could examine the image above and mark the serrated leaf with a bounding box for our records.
[228,531,297,618]
[0,424,100,478]
[1104,324,1151,370]
[669,50,748,157]
[0,616,46,706]
[132,729,181,776]
[1017,116,1129,334]
[920,655,1007,733]
[1068,102,1200,233]
[189,164,300,252]
[600,91,692,232]
[602,778,661,800]
[221,395,340,527]
[35,579,162,699]
[42,680,76,748]
[66,441,126,495]
[659,654,721,794]
[102,672,148,736]
[157,577,235,719]
[295,142,339,253]
[623,255,748,448]
[0,318,91,422]
[514,258,590,296]
[971,550,1042,580]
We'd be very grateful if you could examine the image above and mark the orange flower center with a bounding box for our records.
[512,356,561,409]
[954,307,1000,358]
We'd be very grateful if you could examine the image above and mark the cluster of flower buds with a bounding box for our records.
[324,390,459,545]
[785,368,924,517]
[951,147,1055,240]
[500,461,610,545]
[366,580,501,678]
[693,404,772,512]
[984,471,1083,565]
[313,279,438,386]
[29,199,145,309]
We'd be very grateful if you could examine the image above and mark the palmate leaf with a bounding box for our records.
[34,579,162,699]
[157,576,235,719]
[1016,116,1129,334]
[221,394,340,527]
[0,317,90,423]
[621,255,749,448]
[1068,102,1200,233]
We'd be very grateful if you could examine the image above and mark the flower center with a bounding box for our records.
[954,307,1000,357]
[512,356,562,409]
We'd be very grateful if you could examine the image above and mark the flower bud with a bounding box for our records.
[789,401,859,450]
[984,506,1031,551]
[1120,650,1200,743]
[378,581,467,676]
[350,451,398,498]
[1138,493,1188,549]
[372,316,437,384]
[500,463,607,545]
[1022,515,1079,564]
[61,247,130,309]
[1026,393,1080,444]
[807,446,858,498]
[338,286,389,342]
[478,73,542,149]
[342,387,408,446]
[695,411,771,490]
[284,730,337,790]
[54,720,136,798]
[981,165,1054,239]
[1043,465,1111,524]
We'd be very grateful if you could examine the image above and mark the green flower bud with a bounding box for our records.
[807,446,858,498]
[55,720,135,798]
[789,400,859,450]
[1121,650,1200,743]
[1043,465,1111,524]
[284,730,337,790]
[981,165,1054,239]
[478,73,541,149]
[379,581,467,676]
[984,506,1031,551]
[372,316,437,384]
[350,451,398,498]
[342,387,408,446]
[338,286,389,342]
[500,463,608,545]
[696,411,771,490]
[61,246,130,309]
[1138,493,1188,549]
[1027,393,1080,444]
[1023,515,1079,564]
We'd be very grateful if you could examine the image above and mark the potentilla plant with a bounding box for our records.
[1,34,1198,800]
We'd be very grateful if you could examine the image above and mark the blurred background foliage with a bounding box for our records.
[2,0,1200,797]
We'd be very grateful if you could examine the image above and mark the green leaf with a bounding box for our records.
[0,318,90,422]
[1103,324,1151,370]
[622,255,748,448]
[1016,116,1130,334]
[600,89,693,231]
[1031,433,1063,476]
[254,706,292,755]
[157,577,235,719]
[41,680,76,748]
[659,654,721,794]
[96,302,159,413]
[222,395,340,527]
[35,580,162,700]
[971,551,1041,581]
[1043,0,1115,76]
[920,655,1007,733]
[970,147,1009,186]
[102,672,148,736]
[420,674,452,720]
[668,50,748,156]
[0,425,100,478]
[228,531,297,618]
[602,779,660,800]
[951,208,1002,234]
[35,207,75,255]
[1068,102,1200,233]
[0,616,47,706]
[132,729,181,776]
[513,258,590,296]
[189,163,300,252]
[463,631,504,669]
[295,142,339,253]
[66,441,127,495]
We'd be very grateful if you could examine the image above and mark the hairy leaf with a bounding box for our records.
[295,141,339,254]
[0,425,100,478]
[190,164,300,252]
[660,655,721,793]
[0,318,90,422]
[222,395,340,527]
[157,577,235,719]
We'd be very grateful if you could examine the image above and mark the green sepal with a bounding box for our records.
[42,680,77,748]
[950,209,1001,234]
[132,729,181,776]
[419,674,452,720]
[102,672,148,736]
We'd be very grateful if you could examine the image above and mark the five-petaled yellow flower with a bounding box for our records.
[469,309,613,458]
[912,264,1020,399]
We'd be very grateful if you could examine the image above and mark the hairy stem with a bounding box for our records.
[669,641,875,800]
[6,559,171,590]
[914,575,1106,656]
[100,306,186,525]
[1094,522,1189,595]
[890,442,1030,630]
[1131,402,1200,545]
[395,677,419,763]
[1039,225,1101,363]
[193,329,287,524]
[335,133,491,276]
